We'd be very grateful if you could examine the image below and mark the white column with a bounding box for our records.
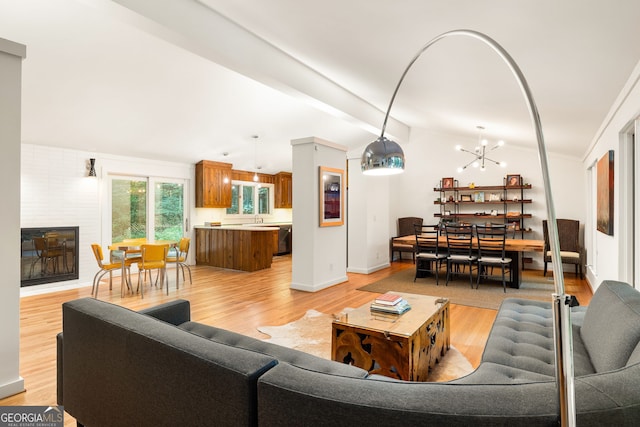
[291,137,348,292]
[0,37,26,398]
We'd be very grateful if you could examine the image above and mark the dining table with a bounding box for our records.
[109,239,178,297]
[394,234,544,288]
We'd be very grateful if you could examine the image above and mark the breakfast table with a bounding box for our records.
[109,239,178,297]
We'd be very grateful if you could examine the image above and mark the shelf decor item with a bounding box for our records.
[461,194,473,202]
[319,166,344,227]
[506,174,521,187]
[474,191,485,203]
[441,177,455,189]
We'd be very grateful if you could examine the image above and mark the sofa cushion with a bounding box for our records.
[481,298,595,377]
[179,321,368,378]
[581,280,640,372]
[451,362,554,384]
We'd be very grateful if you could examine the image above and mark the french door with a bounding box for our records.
[109,175,187,243]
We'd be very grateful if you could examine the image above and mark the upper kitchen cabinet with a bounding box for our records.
[274,171,293,209]
[195,160,233,208]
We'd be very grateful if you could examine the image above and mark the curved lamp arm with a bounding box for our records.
[376,29,575,425]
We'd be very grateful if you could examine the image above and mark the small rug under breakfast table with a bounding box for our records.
[258,308,473,382]
[357,268,556,310]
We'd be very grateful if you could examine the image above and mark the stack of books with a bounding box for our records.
[370,293,411,315]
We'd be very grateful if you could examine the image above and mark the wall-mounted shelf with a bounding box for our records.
[435,177,532,238]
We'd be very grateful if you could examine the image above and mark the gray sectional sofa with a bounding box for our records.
[57,280,640,426]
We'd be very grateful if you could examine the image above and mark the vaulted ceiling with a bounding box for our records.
[3,0,640,174]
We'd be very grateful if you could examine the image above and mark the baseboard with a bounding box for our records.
[290,275,348,292]
[347,262,390,274]
[0,376,25,399]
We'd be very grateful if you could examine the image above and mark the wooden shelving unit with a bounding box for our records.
[434,178,533,238]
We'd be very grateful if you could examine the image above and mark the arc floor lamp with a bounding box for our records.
[361,29,575,425]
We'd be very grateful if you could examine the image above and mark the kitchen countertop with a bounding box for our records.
[194,225,281,231]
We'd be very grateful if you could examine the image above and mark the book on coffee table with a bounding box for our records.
[371,298,411,315]
[374,293,403,306]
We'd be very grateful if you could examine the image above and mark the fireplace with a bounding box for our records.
[21,226,79,287]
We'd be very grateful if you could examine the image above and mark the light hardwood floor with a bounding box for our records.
[1,255,592,426]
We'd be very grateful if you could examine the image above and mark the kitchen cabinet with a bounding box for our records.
[195,160,232,208]
[274,171,292,208]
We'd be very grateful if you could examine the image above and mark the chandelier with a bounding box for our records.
[455,126,506,172]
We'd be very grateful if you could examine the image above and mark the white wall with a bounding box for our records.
[346,156,391,273]
[20,144,195,295]
[388,127,586,270]
[0,37,26,399]
[583,59,640,290]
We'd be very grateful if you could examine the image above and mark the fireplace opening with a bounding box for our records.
[21,226,79,287]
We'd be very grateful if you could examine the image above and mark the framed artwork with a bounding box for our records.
[506,174,521,187]
[460,194,473,202]
[474,191,485,203]
[319,166,344,227]
[442,177,454,189]
[489,193,501,202]
[597,150,614,235]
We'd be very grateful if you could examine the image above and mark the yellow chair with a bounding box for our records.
[167,237,192,289]
[91,243,127,298]
[137,243,170,297]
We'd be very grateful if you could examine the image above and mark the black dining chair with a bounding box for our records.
[444,224,477,288]
[414,224,447,285]
[475,224,512,292]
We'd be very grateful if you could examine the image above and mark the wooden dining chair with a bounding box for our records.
[414,224,447,285]
[444,224,477,288]
[137,243,170,298]
[475,225,512,292]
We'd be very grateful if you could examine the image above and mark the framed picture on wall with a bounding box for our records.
[319,166,344,227]
[596,150,614,235]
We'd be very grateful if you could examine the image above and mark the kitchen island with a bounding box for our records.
[194,225,280,272]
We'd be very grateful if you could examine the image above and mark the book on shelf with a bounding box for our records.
[374,293,403,306]
[370,299,411,315]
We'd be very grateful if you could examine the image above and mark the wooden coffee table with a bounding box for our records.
[331,292,450,382]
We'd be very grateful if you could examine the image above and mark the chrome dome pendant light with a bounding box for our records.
[360,135,405,175]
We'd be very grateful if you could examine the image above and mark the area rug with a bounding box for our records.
[357,268,556,310]
[258,309,473,382]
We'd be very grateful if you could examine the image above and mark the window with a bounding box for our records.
[226,181,273,217]
[110,176,187,243]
